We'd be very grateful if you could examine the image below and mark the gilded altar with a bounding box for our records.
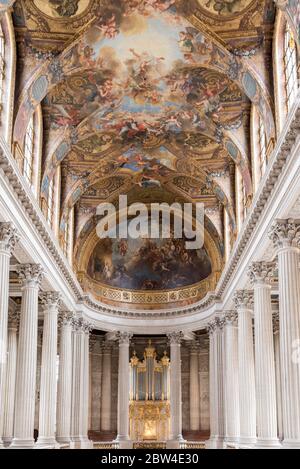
[129,341,170,442]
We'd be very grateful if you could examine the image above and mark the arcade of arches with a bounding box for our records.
[0,0,300,450]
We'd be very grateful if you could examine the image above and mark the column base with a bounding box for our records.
[35,437,60,449]
[282,439,300,449]
[166,437,186,449]
[56,437,71,445]
[238,436,256,448]
[10,438,35,449]
[114,438,133,450]
[2,437,13,447]
[71,437,93,449]
[207,437,225,449]
[255,438,281,449]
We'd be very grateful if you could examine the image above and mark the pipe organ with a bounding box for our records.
[129,341,170,441]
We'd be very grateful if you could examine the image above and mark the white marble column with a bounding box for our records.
[3,311,19,446]
[115,332,132,449]
[167,332,184,448]
[101,342,112,432]
[223,311,240,444]
[11,264,44,448]
[36,292,60,448]
[56,312,74,444]
[234,290,256,446]
[248,262,280,448]
[71,318,92,448]
[273,312,283,441]
[207,318,225,448]
[270,219,300,447]
[189,342,200,431]
[0,223,19,447]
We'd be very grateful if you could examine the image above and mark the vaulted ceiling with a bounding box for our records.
[12,0,277,306]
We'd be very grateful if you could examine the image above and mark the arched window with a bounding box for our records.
[284,24,298,111]
[0,23,4,116]
[23,116,34,186]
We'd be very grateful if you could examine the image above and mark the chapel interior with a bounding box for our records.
[0,0,300,450]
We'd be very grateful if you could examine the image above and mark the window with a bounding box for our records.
[47,178,55,226]
[284,25,298,111]
[258,116,267,178]
[0,23,4,114]
[23,116,34,186]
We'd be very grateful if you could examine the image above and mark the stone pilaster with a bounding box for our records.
[223,311,239,444]
[101,341,112,432]
[0,223,19,447]
[56,312,74,444]
[269,219,300,447]
[3,311,20,446]
[207,318,225,448]
[234,290,256,446]
[115,332,133,449]
[11,264,44,449]
[189,342,200,431]
[167,332,184,448]
[248,262,280,447]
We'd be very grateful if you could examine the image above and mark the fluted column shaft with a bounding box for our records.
[101,343,112,431]
[270,219,300,447]
[116,333,132,446]
[249,262,280,447]
[0,223,18,447]
[208,319,225,448]
[11,264,43,448]
[168,332,184,444]
[56,313,74,444]
[36,293,60,447]
[234,291,256,446]
[223,312,240,443]
[189,343,200,431]
[274,315,283,441]
[71,319,91,448]
[3,313,19,445]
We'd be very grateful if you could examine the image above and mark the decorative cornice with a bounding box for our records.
[248,261,277,285]
[269,219,300,249]
[0,222,19,254]
[16,263,44,288]
[168,331,184,345]
[233,290,254,310]
[40,291,60,309]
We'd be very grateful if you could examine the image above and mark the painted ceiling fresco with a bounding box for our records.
[12,0,278,300]
[88,233,212,290]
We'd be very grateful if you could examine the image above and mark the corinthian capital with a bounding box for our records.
[167,331,184,345]
[59,311,74,328]
[206,317,224,335]
[248,261,276,285]
[233,290,254,310]
[8,310,20,329]
[40,292,60,309]
[17,264,44,287]
[0,222,19,254]
[223,311,238,326]
[117,331,133,345]
[269,219,300,249]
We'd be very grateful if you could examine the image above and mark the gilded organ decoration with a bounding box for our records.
[129,342,170,441]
